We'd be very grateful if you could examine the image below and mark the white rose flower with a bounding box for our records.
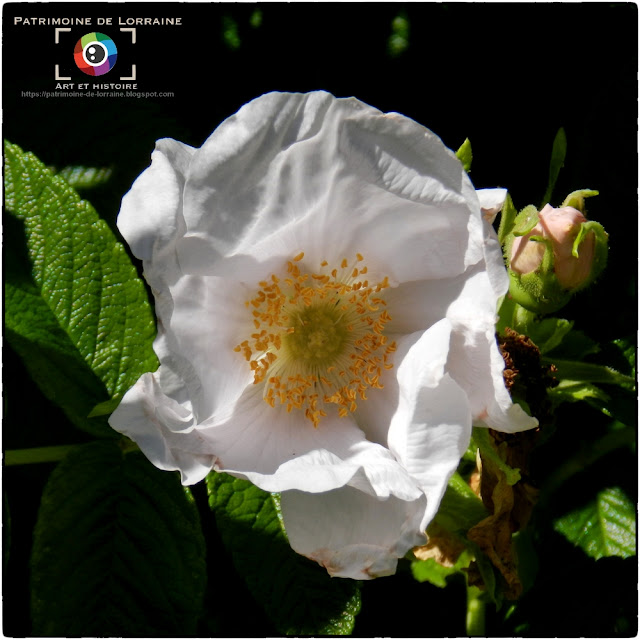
[110,91,537,580]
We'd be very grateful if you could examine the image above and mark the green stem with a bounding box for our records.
[4,445,78,466]
[466,585,486,636]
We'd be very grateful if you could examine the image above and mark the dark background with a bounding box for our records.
[3,3,637,636]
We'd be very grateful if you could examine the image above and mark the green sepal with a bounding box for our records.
[497,193,518,244]
[570,220,608,292]
[561,188,599,212]
[511,205,540,237]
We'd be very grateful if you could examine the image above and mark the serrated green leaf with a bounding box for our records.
[4,141,157,404]
[31,441,207,636]
[5,222,113,436]
[56,165,113,190]
[456,138,472,173]
[207,472,361,636]
[554,486,636,560]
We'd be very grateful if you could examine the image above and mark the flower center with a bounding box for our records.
[234,252,396,427]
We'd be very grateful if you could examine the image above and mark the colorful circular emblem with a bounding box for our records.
[73,32,117,76]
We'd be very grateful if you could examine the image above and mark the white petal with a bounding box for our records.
[281,486,426,579]
[354,320,451,446]
[387,326,472,529]
[481,217,510,299]
[162,273,253,420]
[118,138,194,263]
[389,374,472,529]
[476,188,507,223]
[109,372,214,485]
[177,92,338,270]
[383,274,471,336]
[445,271,538,432]
[202,387,421,500]
[169,92,480,286]
[356,321,468,535]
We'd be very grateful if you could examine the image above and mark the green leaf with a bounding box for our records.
[31,441,207,636]
[412,548,472,587]
[5,222,113,436]
[554,486,636,560]
[88,396,124,418]
[521,317,574,354]
[207,472,361,635]
[4,141,157,403]
[56,165,113,190]
[541,127,567,207]
[545,358,635,389]
[456,138,473,173]
[434,472,489,533]
[549,379,611,406]
[544,328,600,360]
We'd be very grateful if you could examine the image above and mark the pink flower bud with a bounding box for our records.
[510,204,596,290]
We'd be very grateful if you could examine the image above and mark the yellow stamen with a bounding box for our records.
[234,254,394,427]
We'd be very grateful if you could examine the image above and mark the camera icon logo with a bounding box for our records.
[73,32,117,76]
